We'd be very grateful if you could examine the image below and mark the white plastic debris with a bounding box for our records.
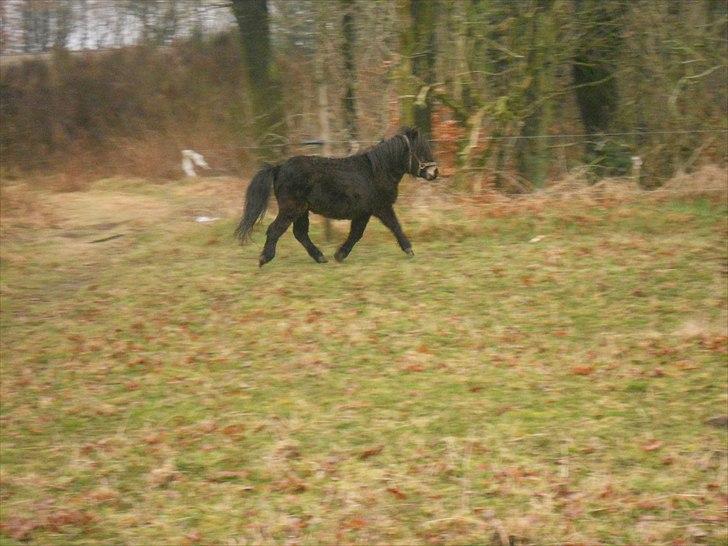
[529,235,545,243]
[194,216,220,223]
[182,149,210,177]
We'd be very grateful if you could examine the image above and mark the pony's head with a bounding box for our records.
[401,127,438,181]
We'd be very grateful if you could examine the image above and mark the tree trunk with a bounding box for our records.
[231,0,285,160]
[571,1,624,135]
[21,0,52,52]
[515,0,555,187]
[340,0,358,147]
[410,0,436,135]
[315,38,334,240]
[397,0,437,134]
[571,0,627,177]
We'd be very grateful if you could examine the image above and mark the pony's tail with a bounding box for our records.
[234,164,278,242]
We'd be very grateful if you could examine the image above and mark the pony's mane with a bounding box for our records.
[363,131,410,178]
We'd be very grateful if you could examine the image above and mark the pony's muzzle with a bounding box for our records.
[422,165,438,181]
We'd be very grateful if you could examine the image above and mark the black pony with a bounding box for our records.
[235,127,438,266]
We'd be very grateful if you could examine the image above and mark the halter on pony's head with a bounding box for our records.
[399,131,438,181]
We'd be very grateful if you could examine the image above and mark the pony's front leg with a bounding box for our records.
[334,214,370,262]
[259,211,295,267]
[375,207,414,257]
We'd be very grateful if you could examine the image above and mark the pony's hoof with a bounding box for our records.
[259,255,272,267]
[404,248,415,257]
[315,255,328,264]
[334,250,347,262]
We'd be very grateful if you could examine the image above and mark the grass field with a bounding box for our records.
[0,174,726,545]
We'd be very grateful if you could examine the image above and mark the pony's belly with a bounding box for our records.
[306,187,363,219]
[308,201,355,220]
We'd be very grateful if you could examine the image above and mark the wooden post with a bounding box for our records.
[315,19,334,241]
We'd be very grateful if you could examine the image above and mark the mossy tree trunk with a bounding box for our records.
[397,0,437,135]
[515,0,556,187]
[340,0,358,147]
[231,0,285,160]
[571,0,626,173]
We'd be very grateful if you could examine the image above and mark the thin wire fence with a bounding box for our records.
[224,127,728,150]
[183,126,727,213]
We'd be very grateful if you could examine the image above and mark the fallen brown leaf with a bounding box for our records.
[275,442,301,460]
[221,423,245,437]
[45,509,93,530]
[208,470,248,482]
[143,432,165,445]
[0,517,39,541]
[636,499,659,510]
[495,405,513,415]
[95,403,118,416]
[641,440,664,452]
[86,486,120,503]
[273,475,307,494]
[346,517,368,530]
[598,484,616,499]
[386,486,407,500]
[359,444,384,460]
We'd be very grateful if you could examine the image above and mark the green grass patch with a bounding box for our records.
[1,182,726,544]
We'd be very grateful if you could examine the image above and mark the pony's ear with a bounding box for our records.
[406,127,420,140]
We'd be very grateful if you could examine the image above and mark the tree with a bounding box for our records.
[514,0,557,187]
[21,0,52,52]
[398,0,437,135]
[230,0,285,158]
[340,0,358,147]
[571,0,627,175]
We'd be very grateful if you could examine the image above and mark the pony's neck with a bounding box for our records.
[389,135,412,180]
[365,135,411,183]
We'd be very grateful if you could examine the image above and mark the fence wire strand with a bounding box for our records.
[226,127,728,150]
[185,127,726,211]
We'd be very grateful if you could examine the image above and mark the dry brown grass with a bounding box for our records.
[661,164,728,194]
[0,183,59,234]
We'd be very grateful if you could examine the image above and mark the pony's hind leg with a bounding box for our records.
[334,214,370,262]
[259,210,295,267]
[293,213,327,263]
